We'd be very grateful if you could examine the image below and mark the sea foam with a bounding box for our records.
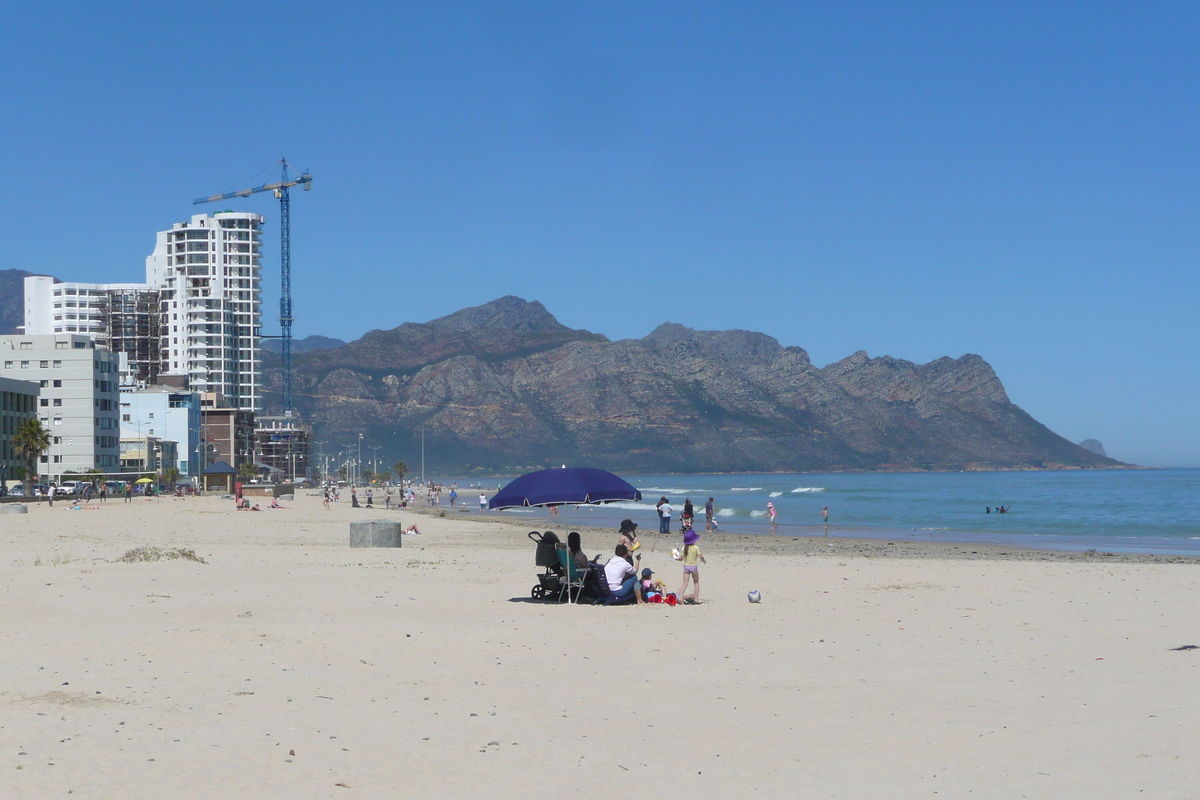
[791,487,825,493]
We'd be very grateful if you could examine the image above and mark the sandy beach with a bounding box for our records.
[1,493,1198,799]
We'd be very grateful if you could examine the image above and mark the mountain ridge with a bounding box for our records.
[263,296,1124,473]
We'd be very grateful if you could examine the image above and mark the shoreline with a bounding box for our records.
[399,503,1200,564]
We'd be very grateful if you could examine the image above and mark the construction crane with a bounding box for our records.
[194,159,312,415]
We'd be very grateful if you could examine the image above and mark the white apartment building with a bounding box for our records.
[146,212,263,412]
[0,335,121,478]
[24,211,264,413]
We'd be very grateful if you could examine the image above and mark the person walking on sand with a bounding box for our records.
[678,529,707,604]
[323,487,331,510]
[767,501,777,530]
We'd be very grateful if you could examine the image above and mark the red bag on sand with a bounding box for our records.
[665,594,678,606]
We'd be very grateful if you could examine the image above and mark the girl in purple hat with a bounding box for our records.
[678,527,707,604]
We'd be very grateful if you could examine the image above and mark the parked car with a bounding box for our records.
[57,480,82,496]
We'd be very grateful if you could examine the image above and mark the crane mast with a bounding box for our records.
[194,159,311,415]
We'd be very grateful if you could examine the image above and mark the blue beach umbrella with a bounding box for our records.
[489,467,642,510]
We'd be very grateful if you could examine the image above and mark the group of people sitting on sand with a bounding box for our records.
[567,517,708,605]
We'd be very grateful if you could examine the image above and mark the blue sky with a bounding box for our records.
[1,2,1197,467]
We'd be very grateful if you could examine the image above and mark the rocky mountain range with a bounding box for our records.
[262,296,1124,474]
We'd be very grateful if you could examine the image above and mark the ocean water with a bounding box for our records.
[479,469,1200,556]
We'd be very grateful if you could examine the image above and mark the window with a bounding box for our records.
[122,413,130,422]
[53,399,62,407]
[19,342,30,350]
[53,437,60,445]
[53,455,61,463]
[2,361,10,369]
[39,399,48,407]
[55,341,67,350]
[39,380,47,388]
[74,342,85,349]
[20,361,29,369]
[53,380,61,387]
[53,418,62,426]
[53,361,61,368]
[39,361,48,368]
[148,413,154,419]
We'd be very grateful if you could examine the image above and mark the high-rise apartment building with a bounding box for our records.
[24,211,264,413]
[146,212,263,412]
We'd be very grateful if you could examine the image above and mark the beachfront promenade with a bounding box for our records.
[1,493,1196,798]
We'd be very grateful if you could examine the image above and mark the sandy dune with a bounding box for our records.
[1,494,1197,798]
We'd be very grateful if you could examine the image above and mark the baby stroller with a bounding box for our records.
[529,531,565,601]
[528,531,598,602]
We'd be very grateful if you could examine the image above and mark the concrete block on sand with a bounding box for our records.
[1,503,28,514]
[349,519,402,548]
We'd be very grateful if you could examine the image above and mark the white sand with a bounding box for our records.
[1,494,1197,798]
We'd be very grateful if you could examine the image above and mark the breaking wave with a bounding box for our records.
[731,487,763,492]
[768,491,783,497]
[791,487,825,493]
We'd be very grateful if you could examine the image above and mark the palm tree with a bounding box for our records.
[238,461,259,481]
[12,419,50,484]
[393,461,408,484]
[162,467,182,487]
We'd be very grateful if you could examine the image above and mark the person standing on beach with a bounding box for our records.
[822,505,829,534]
[682,498,695,528]
[47,484,55,507]
[656,496,666,533]
[479,493,487,511]
[124,482,132,503]
[705,497,715,531]
[661,499,673,534]
[323,487,331,510]
[678,529,707,604]
[767,501,777,530]
[99,483,107,503]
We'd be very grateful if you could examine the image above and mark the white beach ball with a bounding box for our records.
[747,590,762,604]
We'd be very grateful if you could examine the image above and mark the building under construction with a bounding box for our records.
[254,415,312,481]
[98,287,162,386]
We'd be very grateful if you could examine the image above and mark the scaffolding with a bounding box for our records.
[98,288,162,386]
[254,416,312,482]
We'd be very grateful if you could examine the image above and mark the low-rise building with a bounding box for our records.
[0,376,40,482]
[199,393,254,470]
[0,334,121,479]
[119,431,178,474]
[119,386,200,477]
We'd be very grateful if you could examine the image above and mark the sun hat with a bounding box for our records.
[683,530,699,545]
[641,567,654,578]
[619,519,638,534]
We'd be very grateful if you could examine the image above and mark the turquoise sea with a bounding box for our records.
[483,469,1200,556]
